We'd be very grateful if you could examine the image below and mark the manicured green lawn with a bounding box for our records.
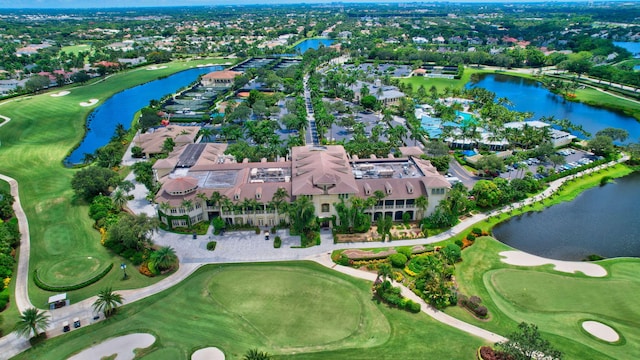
[59,44,93,56]
[0,58,233,312]
[572,87,640,120]
[451,237,640,360]
[14,262,486,360]
[399,68,482,91]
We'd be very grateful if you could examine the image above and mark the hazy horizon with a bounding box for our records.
[0,0,610,10]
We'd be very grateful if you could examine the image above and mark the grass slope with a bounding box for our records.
[452,237,640,360]
[13,262,486,360]
[0,58,231,314]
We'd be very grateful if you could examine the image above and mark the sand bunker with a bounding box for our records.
[197,63,216,67]
[50,91,70,97]
[79,99,99,107]
[582,321,620,342]
[68,333,155,360]
[147,65,168,70]
[499,251,607,277]
[192,347,225,360]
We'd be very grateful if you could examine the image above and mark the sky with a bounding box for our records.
[0,0,602,10]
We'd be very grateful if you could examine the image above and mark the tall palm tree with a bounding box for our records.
[198,127,215,142]
[243,349,271,360]
[93,287,124,318]
[415,195,429,220]
[271,187,289,224]
[196,192,208,209]
[158,201,171,216]
[111,189,127,211]
[150,246,178,271]
[376,263,393,283]
[16,308,50,339]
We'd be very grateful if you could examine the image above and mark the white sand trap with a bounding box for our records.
[192,347,225,360]
[79,99,99,107]
[197,63,216,67]
[499,251,607,277]
[582,321,619,342]
[68,333,155,360]
[146,65,168,70]
[50,91,70,97]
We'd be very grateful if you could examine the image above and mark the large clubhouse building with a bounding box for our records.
[153,141,451,229]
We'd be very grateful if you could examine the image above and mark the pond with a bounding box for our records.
[66,65,223,165]
[614,41,640,58]
[294,38,334,54]
[468,74,640,143]
[492,171,640,261]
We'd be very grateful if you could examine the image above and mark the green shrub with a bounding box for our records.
[455,239,463,247]
[33,264,114,292]
[471,227,483,236]
[337,254,351,266]
[206,241,217,251]
[406,300,421,313]
[0,290,9,310]
[466,233,476,242]
[389,253,408,268]
[255,227,260,234]
[274,236,282,248]
[397,247,412,259]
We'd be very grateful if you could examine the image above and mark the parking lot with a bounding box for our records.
[499,148,599,180]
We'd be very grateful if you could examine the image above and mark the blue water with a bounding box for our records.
[634,65,640,71]
[494,171,640,260]
[67,65,223,164]
[468,74,640,143]
[294,38,334,54]
[462,150,477,156]
[614,41,640,58]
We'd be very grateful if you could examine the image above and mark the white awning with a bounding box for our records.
[48,293,67,303]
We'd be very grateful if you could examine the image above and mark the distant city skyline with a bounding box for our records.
[0,0,603,10]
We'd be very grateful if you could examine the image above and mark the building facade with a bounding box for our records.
[154,144,450,229]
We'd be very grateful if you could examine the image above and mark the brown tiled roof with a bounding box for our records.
[398,146,424,157]
[134,126,200,155]
[153,158,177,170]
[202,70,241,80]
[291,146,358,196]
[164,177,199,194]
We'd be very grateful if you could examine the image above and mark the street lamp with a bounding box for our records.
[120,263,128,280]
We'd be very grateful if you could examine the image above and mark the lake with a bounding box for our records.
[614,41,640,58]
[294,38,334,54]
[66,65,223,165]
[493,171,640,260]
[468,74,640,143]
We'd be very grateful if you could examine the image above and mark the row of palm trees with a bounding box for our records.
[158,188,291,228]
[16,288,124,340]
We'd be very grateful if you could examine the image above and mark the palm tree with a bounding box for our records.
[198,127,215,142]
[196,192,208,209]
[415,195,429,220]
[376,263,393,283]
[271,187,289,224]
[243,349,271,360]
[93,287,124,318]
[111,189,127,211]
[16,308,50,339]
[158,201,171,216]
[368,190,386,221]
[150,246,178,271]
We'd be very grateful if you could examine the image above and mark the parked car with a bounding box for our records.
[63,321,70,333]
[73,318,81,328]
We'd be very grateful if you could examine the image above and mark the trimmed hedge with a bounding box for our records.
[206,241,217,251]
[33,263,114,292]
